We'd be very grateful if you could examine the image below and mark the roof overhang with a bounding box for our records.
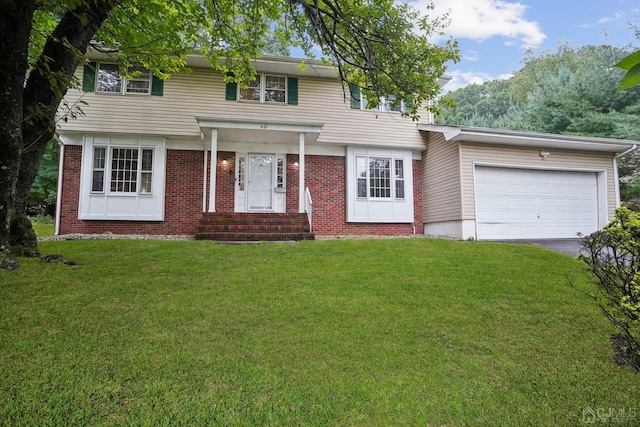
[419,124,639,153]
[196,117,324,145]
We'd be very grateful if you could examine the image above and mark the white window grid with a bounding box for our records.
[91,146,153,194]
[238,74,286,104]
[96,62,151,95]
[356,156,405,200]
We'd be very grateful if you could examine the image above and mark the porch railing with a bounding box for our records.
[304,187,313,233]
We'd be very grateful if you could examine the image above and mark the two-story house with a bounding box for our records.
[54,52,638,240]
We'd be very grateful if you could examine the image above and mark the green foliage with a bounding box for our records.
[615,50,640,89]
[29,139,58,206]
[438,44,640,137]
[579,206,640,370]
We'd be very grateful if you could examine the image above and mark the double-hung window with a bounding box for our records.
[238,74,287,103]
[91,146,154,194]
[349,85,405,113]
[96,63,152,95]
[356,156,405,199]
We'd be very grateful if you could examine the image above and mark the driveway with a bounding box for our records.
[498,239,584,257]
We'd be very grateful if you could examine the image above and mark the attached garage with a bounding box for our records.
[420,125,638,240]
[474,166,599,239]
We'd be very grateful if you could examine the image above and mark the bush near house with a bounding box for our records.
[580,206,640,370]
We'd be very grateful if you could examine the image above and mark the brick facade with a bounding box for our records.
[58,149,424,237]
[59,147,205,235]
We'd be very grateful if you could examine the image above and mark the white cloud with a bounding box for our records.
[441,70,513,92]
[462,50,479,61]
[410,0,546,47]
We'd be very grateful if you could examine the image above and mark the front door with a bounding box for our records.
[247,154,274,210]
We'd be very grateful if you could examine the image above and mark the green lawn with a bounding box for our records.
[1,239,638,426]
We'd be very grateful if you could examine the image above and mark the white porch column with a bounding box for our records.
[298,132,306,213]
[208,129,218,212]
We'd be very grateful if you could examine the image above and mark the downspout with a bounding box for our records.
[54,139,65,236]
[614,144,637,207]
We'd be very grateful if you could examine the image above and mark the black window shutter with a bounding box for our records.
[151,75,163,96]
[349,84,361,109]
[287,77,298,105]
[82,62,97,92]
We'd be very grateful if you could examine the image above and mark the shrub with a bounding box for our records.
[579,206,640,370]
[29,214,54,225]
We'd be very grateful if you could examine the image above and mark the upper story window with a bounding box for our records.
[239,74,287,103]
[96,63,152,95]
[82,61,163,96]
[226,75,298,105]
[349,85,407,113]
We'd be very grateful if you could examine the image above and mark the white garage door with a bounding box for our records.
[475,166,599,239]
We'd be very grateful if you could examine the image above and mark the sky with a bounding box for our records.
[411,0,640,91]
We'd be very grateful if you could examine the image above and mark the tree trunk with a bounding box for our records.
[7,0,119,258]
[0,1,36,268]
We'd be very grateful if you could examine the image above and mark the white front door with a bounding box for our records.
[248,154,274,210]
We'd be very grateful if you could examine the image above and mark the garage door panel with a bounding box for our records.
[475,167,599,239]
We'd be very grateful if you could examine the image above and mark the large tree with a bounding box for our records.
[0,0,459,269]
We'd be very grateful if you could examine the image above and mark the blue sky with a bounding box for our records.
[413,0,639,91]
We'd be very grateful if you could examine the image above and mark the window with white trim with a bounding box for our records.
[361,96,404,112]
[91,146,154,194]
[96,63,152,95]
[238,74,287,103]
[346,147,414,223]
[356,156,405,199]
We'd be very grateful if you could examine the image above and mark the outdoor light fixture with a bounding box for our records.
[539,151,550,159]
[222,159,228,166]
[294,161,299,167]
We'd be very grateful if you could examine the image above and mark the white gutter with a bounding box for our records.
[54,140,65,236]
[613,144,637,207]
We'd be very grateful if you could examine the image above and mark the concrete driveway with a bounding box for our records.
[498,239,584,257]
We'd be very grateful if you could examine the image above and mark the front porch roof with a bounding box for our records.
[196,117,324,145]
[419,124,639,153]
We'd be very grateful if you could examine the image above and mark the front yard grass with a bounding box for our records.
[1,238,638,425]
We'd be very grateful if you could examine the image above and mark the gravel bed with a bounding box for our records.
[38,233,194,242]
[39,233,442,242]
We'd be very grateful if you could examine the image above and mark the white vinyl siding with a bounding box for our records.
[422,133,462,223]
[60,66,426,150]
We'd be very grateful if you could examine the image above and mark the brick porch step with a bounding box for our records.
[195,212,314,241]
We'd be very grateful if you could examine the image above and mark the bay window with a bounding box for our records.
[91,147,153,194]
[347,147,414,223]
[80,136,165,221]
